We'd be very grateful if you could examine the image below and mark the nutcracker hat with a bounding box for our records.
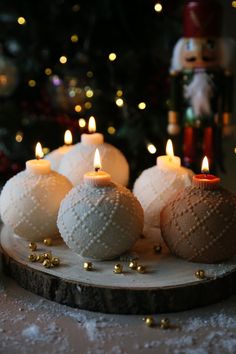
[184,0,222,38]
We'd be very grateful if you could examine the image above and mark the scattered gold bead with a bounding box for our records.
[137,265,146,274]
[143,316,154,327]
[43,252,52,260]
[28,254,37,262]
[113,263,123,274]
[83,262,93,271]
[51,257,60,266]
[43,259,51,268]
[195,269,205,280]
[43,238,52,246]
[36,254,44,263]
[160,318,170,329]
[29,242,37,251]
[153,244,162,254]
[129,260,138,270]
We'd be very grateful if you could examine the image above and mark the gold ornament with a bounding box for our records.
[113,264,123,274]
[129,260,138,270]
[137,265,146,274]
[29,242,37,251]
[160,318,170,329]
[28,253,37,262]
[153,244,162,254]
[143,316,154,327]
[36,254,45,263]
[43,252,52,260]
[43,259,51,268]
[51,257,60,266]
[43,238,52,246]
[195,269,205,280]
[83,262,93,271]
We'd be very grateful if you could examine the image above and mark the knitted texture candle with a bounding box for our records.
[0,170,72,241]
[57,182,144,260]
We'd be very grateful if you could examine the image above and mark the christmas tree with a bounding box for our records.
[0,0,184,184]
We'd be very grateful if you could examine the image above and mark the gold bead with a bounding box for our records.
[83,262,93,271]
[28,253,37,262]
[160,318,170,329]
[143,316,154,327]
[137,265,146,274]
[43,259,51,268]
[36,254,45,263]
[51,257,60,266]
[43,252,52,260]
[195,269,205,280]
[28,242,37,251]
[43,238,52,246]
[153,244,162,254]
[113,263,123,274]
[129,260,138,270]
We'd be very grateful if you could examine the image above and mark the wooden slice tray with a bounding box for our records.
[1,224,236,314]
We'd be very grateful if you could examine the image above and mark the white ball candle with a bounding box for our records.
[133,140,194,237]
[45,130,74,171]
[59,116,129,186]
[57,149,143,260]
[0,142,73,241]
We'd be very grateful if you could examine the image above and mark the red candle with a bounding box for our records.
[192,156,220,190]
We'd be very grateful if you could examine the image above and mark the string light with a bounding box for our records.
[232,1,236,8]
[147,144,157,154]
[87,71,93,78]
[78,118,86,128]
[70,34,79,42]
[43,147,50,155]
[85,89,94,98]
[59,56,67,64]
[85,101,92,109]
[138,102,146,110]
[116,90,123,97]
[154,3,163,12]
[115,98,124,107]
[44,68,52,76]
[72,4,80,12]
[17,17,26,25]
[75,105,82,112]
[28,80,36,87]
[109,53,117,61]
[107,126,116,135]
[15,131,23,143]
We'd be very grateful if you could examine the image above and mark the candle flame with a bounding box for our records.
[88,116,96,133]
[94,148,101,171]
[35,142,44,159]
[166,139,174,159]
[201,156,209,174]
[64,130,73,145]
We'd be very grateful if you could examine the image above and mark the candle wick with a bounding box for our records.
[95,167,100,172]
[169,156,172,162]
[36,156,40,160]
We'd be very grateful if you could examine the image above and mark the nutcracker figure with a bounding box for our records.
[168,0,234,171]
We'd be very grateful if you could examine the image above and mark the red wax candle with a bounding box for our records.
[192,156,220,190]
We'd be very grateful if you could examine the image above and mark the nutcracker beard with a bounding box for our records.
[184,71,214,117]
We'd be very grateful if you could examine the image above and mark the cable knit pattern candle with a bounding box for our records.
[0,143,72,241]
[133,140,194,236]
[161,157,236,263]
[57,149,143,260]
[58,117,129,186]
[45,130,73,171]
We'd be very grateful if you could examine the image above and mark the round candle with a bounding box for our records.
[26,142,51,174]
[157,139,181,169]
[192,156,220,190]
[45,130,73,171]
[84,148,111,186]
[81,116,104,145]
